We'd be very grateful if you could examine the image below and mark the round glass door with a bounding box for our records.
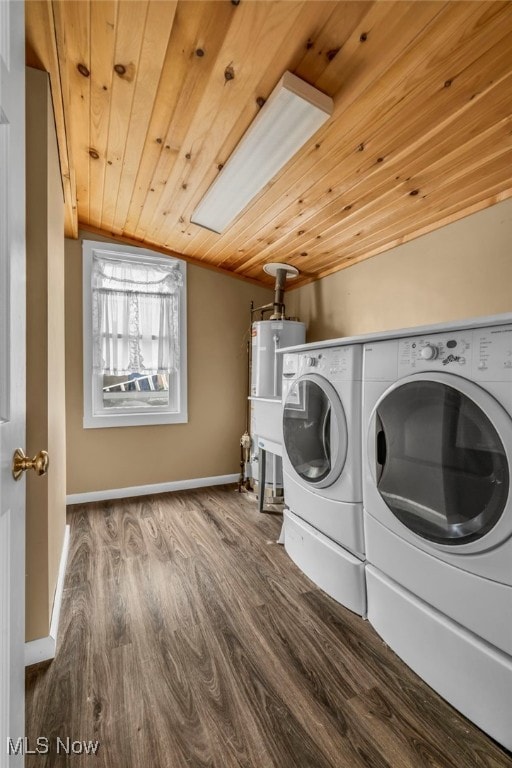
[375,380,509,545]
[283,375,347,489]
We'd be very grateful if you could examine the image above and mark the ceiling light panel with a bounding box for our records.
[191,72,333,234]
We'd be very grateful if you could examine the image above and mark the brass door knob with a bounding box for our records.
[12,448,49,481]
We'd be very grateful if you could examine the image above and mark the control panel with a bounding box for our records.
[295,346,361,379]
[395,324,512,380]
[282,345,362,399]
[398,334,471,373]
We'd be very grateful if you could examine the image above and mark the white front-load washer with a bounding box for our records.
[362,322,512,750]
[281,344,366,615]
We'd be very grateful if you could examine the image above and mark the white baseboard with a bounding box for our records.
[66,473,239,505]
[25,524,71,667]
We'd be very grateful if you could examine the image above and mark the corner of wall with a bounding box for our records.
[25,65,67,643]
[286,198,512,341]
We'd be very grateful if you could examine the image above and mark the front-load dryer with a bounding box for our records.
[362,323,512,750]
[281,344,366,615]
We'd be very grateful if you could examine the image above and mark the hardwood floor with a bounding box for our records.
[26,486,512,767]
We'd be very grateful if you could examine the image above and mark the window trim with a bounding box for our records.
[82,240,188,429]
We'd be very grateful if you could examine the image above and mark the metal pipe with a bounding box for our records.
[272,267,287,318]
[248,302,253,410]
[250,302,273,320]
[239,301,254,492]
[273,333,280,397]
[238,441,245,492]
[246,339,251,431]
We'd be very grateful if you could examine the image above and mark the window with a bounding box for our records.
[83,240,187,428]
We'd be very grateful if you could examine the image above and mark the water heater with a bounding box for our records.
[251,319,305,398]
[243,262,307,502]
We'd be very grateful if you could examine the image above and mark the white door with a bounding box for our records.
[282,374,347,488]
[0,1,26,765]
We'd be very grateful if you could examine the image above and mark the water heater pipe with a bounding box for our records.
[263,262,299,319]
[272,268,287,318]
[273,333,280,397]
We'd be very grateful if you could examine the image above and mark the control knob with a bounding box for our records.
[306,356,317,367]
[420,344,438,360]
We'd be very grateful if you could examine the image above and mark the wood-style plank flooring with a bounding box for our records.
[26,486,512,767]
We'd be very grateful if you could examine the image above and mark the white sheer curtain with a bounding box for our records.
[92,254,183,375]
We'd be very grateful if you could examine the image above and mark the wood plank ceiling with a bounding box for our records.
[26,1,512,288]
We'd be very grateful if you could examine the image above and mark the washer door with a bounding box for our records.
[283,374,347,489]
[368,372,511,551]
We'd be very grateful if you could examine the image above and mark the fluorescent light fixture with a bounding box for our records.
[191,72,333,233]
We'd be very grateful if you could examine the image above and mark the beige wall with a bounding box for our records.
[287,198,512,341]
[25,68,66,642]
[65,232,272,494]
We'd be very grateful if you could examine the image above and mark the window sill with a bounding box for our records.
[83,411,188,429]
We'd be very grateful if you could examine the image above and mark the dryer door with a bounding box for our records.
[367,372,512,552]
[283,374,347,489]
